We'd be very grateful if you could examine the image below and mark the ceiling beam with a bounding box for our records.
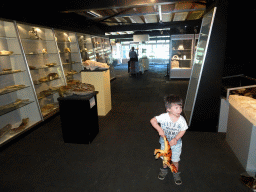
[77,7,205,21]
[103,19,202,32]
[60,0,198,12]
[98,7,133,22]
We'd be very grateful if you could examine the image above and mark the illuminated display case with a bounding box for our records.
[54,30,82,82]
[77,33,96,62]
[16,23,65,118]
[0,20,42,146]
[103,37,116,80]
[169,34,195,79]
[92,36,105,63]
[0,19,115,146]
[103,38,112,64]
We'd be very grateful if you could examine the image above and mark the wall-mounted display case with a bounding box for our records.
[54,30,82,82]
[0,19,114,146]
[77,33,96,62]
[0,20,42,145]
[169,34,194,79]
[16,23,65,118]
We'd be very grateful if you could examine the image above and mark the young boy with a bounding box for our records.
[150,95,188,185]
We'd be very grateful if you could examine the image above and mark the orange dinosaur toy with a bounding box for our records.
[154,136,178,173]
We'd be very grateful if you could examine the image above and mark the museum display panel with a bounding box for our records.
[182,4,229,132]
[169,34,194,79]
[16,23,66,118]
[54,30,82,82]
[184,7,217,126]
[0,20,42,145]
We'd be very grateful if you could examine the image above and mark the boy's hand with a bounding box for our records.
[169,138,177,146]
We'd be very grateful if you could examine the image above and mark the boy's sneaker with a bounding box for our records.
[173,172,182,185]
[158,168,168,180]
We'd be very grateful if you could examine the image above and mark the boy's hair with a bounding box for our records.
[164,95,183,109]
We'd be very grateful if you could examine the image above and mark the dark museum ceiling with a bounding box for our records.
[62,0,207,36]
[0,0,211,37]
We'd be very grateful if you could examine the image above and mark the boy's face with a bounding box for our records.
[167,103,182,117]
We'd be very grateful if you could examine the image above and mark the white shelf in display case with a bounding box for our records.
[16,23,66,119]
[0,20,42,146]
[54,30,82,82]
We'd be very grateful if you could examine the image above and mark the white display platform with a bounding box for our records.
[226,103,256,173]
[81,69,112,116]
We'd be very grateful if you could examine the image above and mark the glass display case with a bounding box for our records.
[226,85,256,173]
[16,23,65,118]
[221,75,256,99]
[54,30,82,82]
[103,38,112,64]
[0,20,42,145]
[218,75,256,133]
[77,33,96,62]
[103,37,116,80]
[92,36,105,63]
[169,34,194,79]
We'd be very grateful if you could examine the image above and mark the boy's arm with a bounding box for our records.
[150,117,165,137]
[170,130,186,146]
[174,130,186,141]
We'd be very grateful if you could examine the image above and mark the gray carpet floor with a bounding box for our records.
[0,64,249,191]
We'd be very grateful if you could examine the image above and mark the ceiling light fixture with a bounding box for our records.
[87,11,102,17]
[158,5,162,23]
